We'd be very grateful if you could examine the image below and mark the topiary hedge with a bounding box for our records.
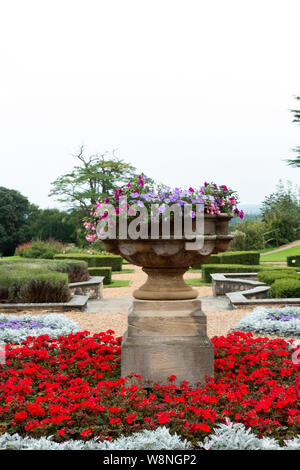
[257,270,300,286]
[54,253,122,271]
[49,260,89,283]
[287,255,300,267]
[0,270,70,303]
[219,251,260,265]
[0,258,90,284]
[88,267,112,285]
[269,278,300,298]
[201,264,298,283]
[193,251,260,269]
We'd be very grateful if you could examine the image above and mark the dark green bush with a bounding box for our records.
[219,251,260,265]
[54,253,122,271]
[49,260,89,283]
[287,255,300,267]
[201,264,298,283]
[16,240,65,259]
[0,270,70,303]
[257,270,300,286]
[192,255,220,269]
[0,258,90,283]
[269,278,300,298]
[88,267,112,285]
[193,251,260,269]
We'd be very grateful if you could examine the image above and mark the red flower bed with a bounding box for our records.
[0,331,299,445]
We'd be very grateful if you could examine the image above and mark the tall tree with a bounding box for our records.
[261,180,300,245]
[286,95,300,167]
[29,208,78,243]
[0,187,38,256]
[49,146,136,210]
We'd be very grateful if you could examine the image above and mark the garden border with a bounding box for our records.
[211,272,300,309]
[0,294,89,312]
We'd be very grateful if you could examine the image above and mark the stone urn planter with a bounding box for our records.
[103,213,233,387]
[103,214,233,300]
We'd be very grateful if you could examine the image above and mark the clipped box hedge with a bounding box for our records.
[0,269,70,303]
[201,264,298,283]
[88,267,112,285]
[54,254,122,271]
[287,255,300,267]
[193,251,260,269]
[269,278,300,298]
[257,270,300,286]
[0,258,89,284]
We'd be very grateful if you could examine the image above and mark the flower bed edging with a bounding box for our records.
[1,422,299,450]
[235,306,300,337]
[0,313,80,344]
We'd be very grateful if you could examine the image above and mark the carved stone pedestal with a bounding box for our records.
[121,298,214,387]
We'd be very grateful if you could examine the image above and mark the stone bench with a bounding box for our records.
[69,276,104,300]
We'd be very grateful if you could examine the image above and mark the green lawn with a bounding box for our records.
[185,278,211,287]
[104,280,131,288]
[260,245,300,262]
[113,268,134,274]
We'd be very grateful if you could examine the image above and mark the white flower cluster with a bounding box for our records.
[0,313,80,344]
[235,306,300,337]
[0,423,299,450]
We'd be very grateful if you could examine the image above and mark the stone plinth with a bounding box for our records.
[121,298,214,387]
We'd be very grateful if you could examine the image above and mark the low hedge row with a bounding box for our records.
[257,270,300,286]
[0,269,70,303]
[0,259,91,303]
[0,259,90,284]
[54,254,122,271]
[287,255,300,267]
[49,260,89,283]
[269,278,300,298]
[88,267,112,285]
[201,264,298,283]
[193,251,260,269]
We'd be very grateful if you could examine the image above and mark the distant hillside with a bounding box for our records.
[230,203,261,225]
[241,204,261,215]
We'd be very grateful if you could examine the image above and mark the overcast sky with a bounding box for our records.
[0,0,299,210]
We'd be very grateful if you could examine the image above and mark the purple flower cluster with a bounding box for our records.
[0,319,56,330]
[267,312,300,322]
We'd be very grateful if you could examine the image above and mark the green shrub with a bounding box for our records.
[193,255,220,269]
[16,240,65,259]
[88,267,112,284]
[269,278,300,298]
[257,270,300,286]
[49,260,89,283]
[54,253,122,271]
[231,219,266,250]
[0,270,70,303]
[287,255,300,267]
[219,251,260,265]
[201,264,298,283]
[193,251,260,270]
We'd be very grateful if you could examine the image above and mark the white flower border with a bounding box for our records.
[235,306,300,337]
[0,313,80,344]
[0,422,299,450]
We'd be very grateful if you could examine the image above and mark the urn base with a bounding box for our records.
[121,298,214,387]
[133,267,198,300]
